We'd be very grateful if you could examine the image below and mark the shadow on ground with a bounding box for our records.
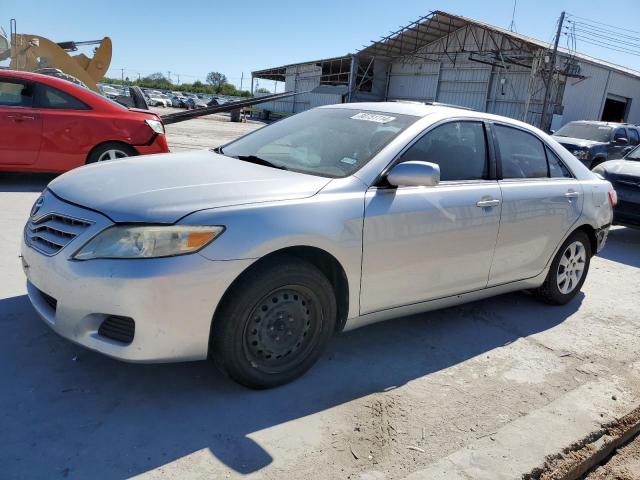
[2,228,637,479]
[0,173,57,192]
[597,226,640,268]
[1,289,580,479]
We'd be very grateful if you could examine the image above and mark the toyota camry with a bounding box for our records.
[21,102,615,388]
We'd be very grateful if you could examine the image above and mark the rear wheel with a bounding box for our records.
[211,256,337,389]
[87,142,137,164]
[533,230,591,305]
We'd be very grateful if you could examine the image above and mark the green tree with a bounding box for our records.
[206,72,227,91]
[255,87,271,94]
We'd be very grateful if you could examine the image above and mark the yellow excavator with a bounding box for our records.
[1,21,111,92]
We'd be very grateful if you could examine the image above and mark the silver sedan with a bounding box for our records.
[21,103,615,388]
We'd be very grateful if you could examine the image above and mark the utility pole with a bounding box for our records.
[176,74,180,85]
[540,11,565,132]
[240,72,244,91]
[121,68,125,84]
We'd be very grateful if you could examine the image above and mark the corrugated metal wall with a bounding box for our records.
[561,61,640,125]
[384,25,550,126]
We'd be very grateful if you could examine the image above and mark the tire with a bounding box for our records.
[533,230,592,305]
[211,256,337,389]
[86,142,137,164]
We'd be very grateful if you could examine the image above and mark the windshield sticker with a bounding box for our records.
[340,157,357,165]
[351,112,396,123]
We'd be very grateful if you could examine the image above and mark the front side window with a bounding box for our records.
[398,121,488,181]
[495,125,548,179]
[613,128,627,142]
[35,85,90,110]
[0,80,33,107]
[222,108,418,178]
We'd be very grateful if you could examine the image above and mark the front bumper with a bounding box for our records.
[21,192,253,363]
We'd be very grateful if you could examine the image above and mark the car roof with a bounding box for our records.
[320,101,540,131]
[565,120,636,128]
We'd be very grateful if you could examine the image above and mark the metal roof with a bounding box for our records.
[253,10,640,81]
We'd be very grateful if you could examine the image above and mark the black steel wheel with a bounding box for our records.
[211,255,337,389]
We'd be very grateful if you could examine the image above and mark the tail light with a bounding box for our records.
[608,189,618,208]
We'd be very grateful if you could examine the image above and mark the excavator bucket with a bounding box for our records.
[5,33,112,92]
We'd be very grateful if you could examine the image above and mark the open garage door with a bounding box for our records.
[601,94,630,123]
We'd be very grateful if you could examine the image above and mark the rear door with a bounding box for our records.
[0,78,42,165]
[488,123,582,286]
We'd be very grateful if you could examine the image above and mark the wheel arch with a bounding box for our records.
[573,223,598,257]
[209,246,350,353]
[85,140,138,164]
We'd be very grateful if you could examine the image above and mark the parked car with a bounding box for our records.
[169,95,187,108]
[146,93,170,107]
[0,70,169,172]
[21,103,614,388]
[185,96,207,109]
[552,121,640,168]
[592,145,640,227]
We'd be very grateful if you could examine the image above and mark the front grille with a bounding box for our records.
[25,213,92,255]
[98,316,135,344]
[611,175,640,191]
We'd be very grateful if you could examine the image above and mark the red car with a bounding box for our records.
[0,70,169,172]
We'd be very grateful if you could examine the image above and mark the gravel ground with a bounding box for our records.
[1,114,640,479]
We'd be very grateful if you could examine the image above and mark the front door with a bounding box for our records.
[488,123,582,286]
[360,120,502,314]
[0,78,42,165]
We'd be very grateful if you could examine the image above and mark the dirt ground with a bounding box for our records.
[2,114,640,479]
[586,434,640,479]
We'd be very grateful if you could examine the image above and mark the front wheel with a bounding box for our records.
[210,256,337,389]
[533,230,592,305]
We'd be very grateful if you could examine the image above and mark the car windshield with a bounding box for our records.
[554,123,612,142]
[220,108,419,178]
[626,146,640,161]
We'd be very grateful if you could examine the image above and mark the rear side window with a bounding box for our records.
[628,128,639,146]
[495,125,547,179]
[545,147,573,178]
[35,85,90,110]
[0,80,33,107]
[399,121,488,181]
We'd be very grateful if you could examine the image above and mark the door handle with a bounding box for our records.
[476,199,501,208]
[564,191,580,199]
[7,114,35,121]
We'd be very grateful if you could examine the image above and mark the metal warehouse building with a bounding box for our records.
[251,10,640,130]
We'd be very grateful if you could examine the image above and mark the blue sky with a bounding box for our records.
[3,0,640,90]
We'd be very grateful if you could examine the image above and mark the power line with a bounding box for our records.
[567,20,640,43]
[569,34,640,57]
[566,13,640,35]
[568,27,640,50]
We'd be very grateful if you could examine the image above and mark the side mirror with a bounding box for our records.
[615,137,629,146]
[386,161,440,187]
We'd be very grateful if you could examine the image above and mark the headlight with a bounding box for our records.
[572,149,589,160]
[145,119,165,135]
[73,225,224,260]
[592,164,606,176]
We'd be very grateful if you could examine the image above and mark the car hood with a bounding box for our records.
[599,159,640,177]
[48,150,331,223]
[553,136,606,149]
